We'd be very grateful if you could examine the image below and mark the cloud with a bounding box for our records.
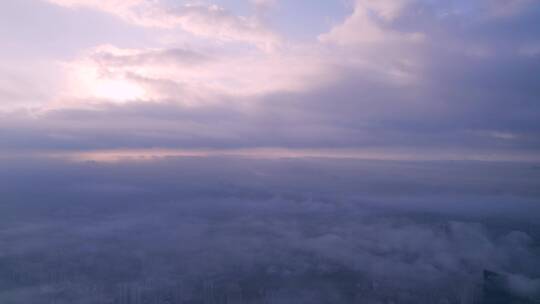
[361,0,410,21]
[167,4,281,50]
[44,0,281,49]
[485,0,536,17]
[89,45,211,67]
[318,0,424,46]
[519,43,540,57]
[51,43,330,107]
[1,0,537,159]
[507,274,540,299]
[0,60,65,109]
[251,0,278,11]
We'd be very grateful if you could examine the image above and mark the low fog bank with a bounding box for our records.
[0,156,539,303]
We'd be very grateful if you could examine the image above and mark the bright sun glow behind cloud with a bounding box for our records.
[59,60,147,105]
[92,78,145,102]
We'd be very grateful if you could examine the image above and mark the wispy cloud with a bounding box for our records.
[45,0,281,49]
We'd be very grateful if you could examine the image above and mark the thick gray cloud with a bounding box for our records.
[91,47,212,68]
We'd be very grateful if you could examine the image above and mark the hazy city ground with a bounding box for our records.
[1,156,539,303]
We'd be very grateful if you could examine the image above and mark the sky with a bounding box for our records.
[1,0,540,161]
